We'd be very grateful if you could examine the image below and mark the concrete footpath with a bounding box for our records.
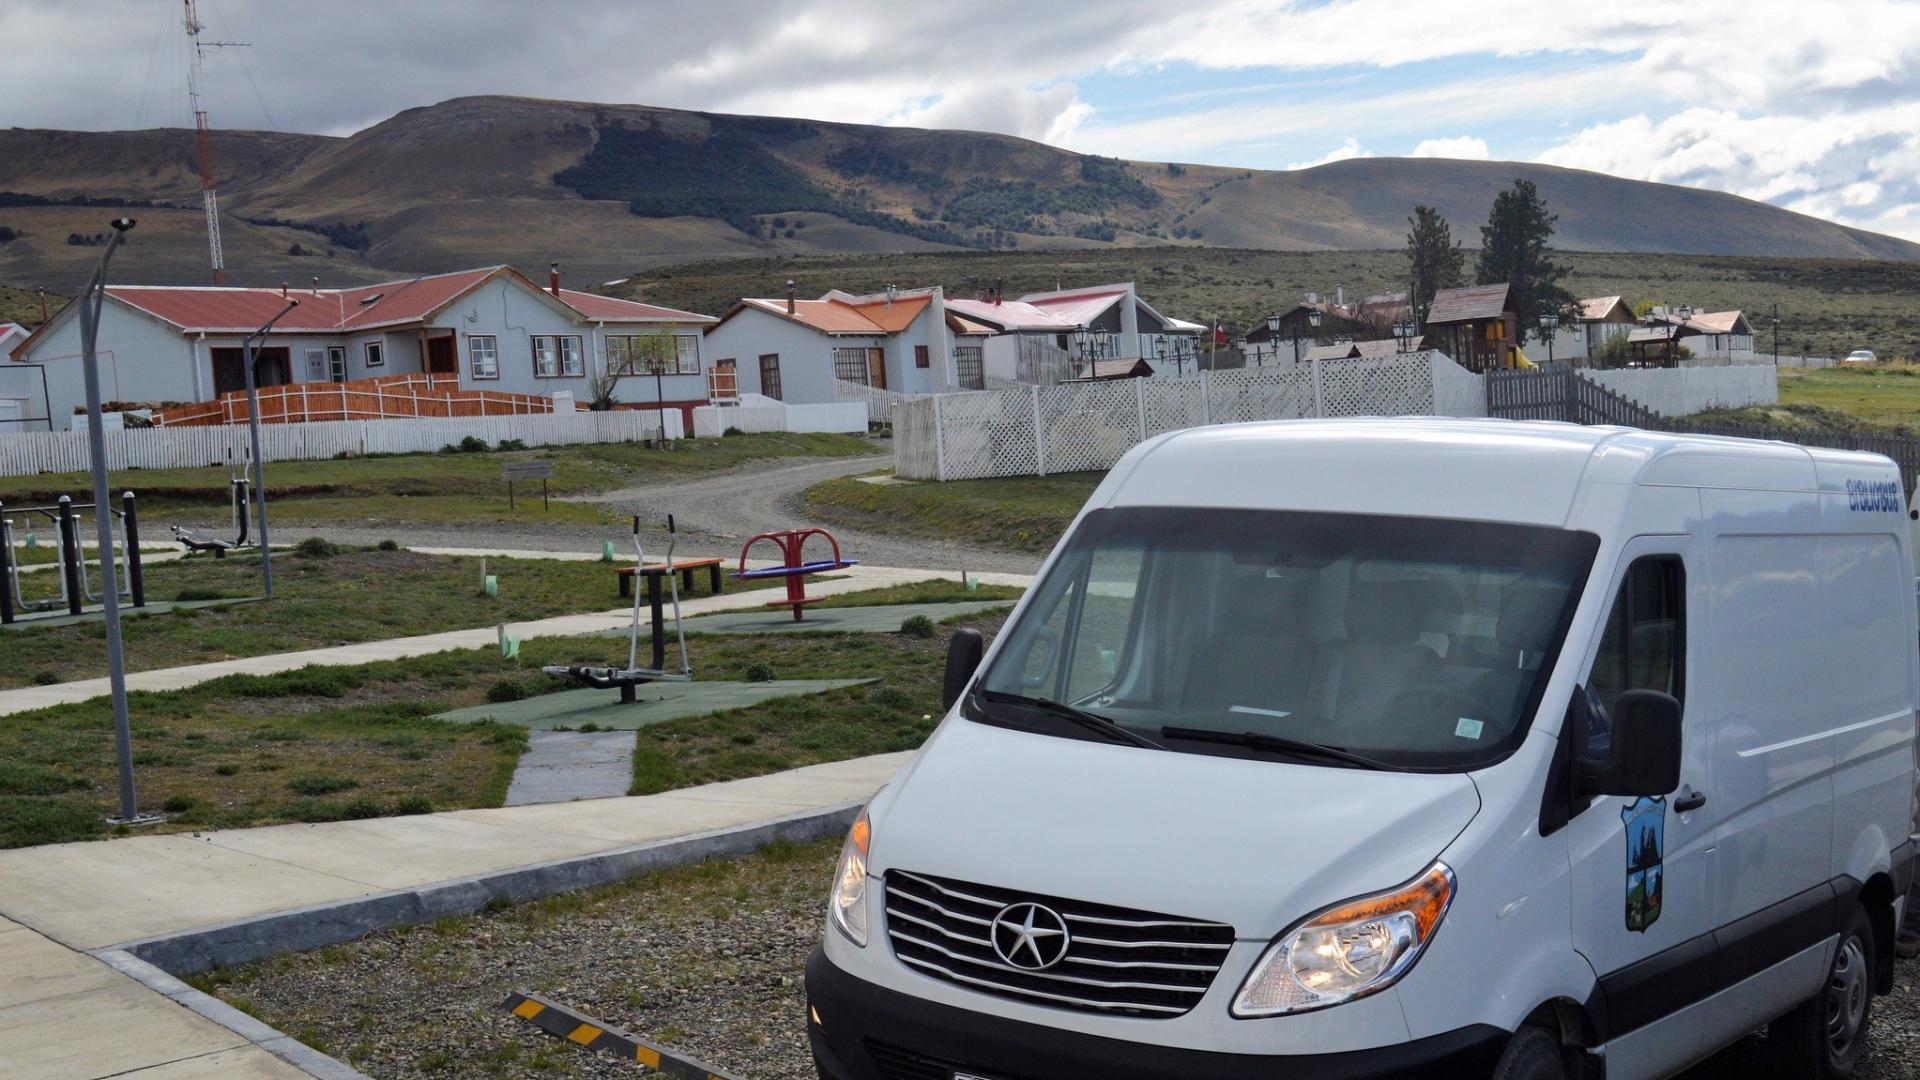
[0,753,911,1078]
[0,563,1030,717]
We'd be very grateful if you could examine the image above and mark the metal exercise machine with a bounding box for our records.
[543,515,693,702]
[0,492,147,624]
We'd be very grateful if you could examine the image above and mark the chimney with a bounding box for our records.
[549,262,561,298]
[311,276,320,296]
[994,279,1003,306]
[885,283,897,307]
[785,279,796,315]
[36,288,48,322]
[280,281,289,299]
[1336,284,1345,308]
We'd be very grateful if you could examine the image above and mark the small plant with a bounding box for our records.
[495,438,527,451]
[31,670,60,686]
[376,538,400,551]
[394,795,433,815]
[161,795,196,814]
[743,661,776,683]
[293,536,341,558]
[287,774,358,796]
[577,722,603,733]
[898,614,936,638]
[485,679,529,704]
[723,426,746,437]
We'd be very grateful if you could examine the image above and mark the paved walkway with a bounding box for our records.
[503,730,638,805]
[0,564,1030,717]
[0,752,910,1078]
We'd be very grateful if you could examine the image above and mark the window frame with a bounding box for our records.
[468,334,499,380]
[914,344,930,369]
[758,353,782,400]
[362,341,385,369]
[955,345,985,390]
[326,346,346,384]
[531,335,583,378]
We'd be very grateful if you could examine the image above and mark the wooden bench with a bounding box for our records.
[616,557,725,599]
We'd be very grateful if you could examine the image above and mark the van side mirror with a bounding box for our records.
[1577,689,1682,800]
[942,629,985,711]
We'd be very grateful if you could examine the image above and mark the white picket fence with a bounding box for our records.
[1583,365,1777,416]
[897,352,1466,481]
[0,410,685,477]
[689,400,869,438]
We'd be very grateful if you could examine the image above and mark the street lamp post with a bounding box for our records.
[1770,304,1780,366]
[1393,319,1416,353]
[76,217,156,825]
[241,297,301,600]
[1296,308,1323,363]
[1263,313,1280,368]
[1540,312,1560,366]
[1666,304,1693,368]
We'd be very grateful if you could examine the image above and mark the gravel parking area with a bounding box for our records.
[204,840,1919,1079]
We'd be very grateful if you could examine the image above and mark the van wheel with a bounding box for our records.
[1770,904,1875,1079]
[1491,1026,1566,1080]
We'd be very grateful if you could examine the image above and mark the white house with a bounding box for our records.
[1518,295,1638,364]
[0,323,28,428]
[948,282,1202,381]
[0,265,717,431]
[703,285,990,404]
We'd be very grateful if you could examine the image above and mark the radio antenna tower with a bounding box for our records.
[182,0,246,285]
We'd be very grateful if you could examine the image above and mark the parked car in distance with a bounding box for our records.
[1844,350,1878,365]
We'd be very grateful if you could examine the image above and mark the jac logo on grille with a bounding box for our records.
[990,902,1071,970]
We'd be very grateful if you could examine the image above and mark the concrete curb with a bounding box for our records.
[85,800,863,1078]
[92,949,373,1080]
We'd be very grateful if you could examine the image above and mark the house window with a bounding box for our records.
[915,345,930,369]
[716,357,736,370]
[364,341,385,368]
[304,348,327,381]
[469,335,499,380]
[833,347,871,384]
[328,346,346,383]
[955,346,985,390]
[607,335,701,375]
[759,354,782,400]
[532,335,584,378]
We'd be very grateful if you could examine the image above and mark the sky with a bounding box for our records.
[4,0,1918,241]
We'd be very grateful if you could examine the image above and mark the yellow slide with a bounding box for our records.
[1512,347,1538,369]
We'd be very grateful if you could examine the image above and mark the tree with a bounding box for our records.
[1476,178,1577,331]
[1405,205,1464,324]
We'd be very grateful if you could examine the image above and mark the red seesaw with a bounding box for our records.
[734,527,859,621]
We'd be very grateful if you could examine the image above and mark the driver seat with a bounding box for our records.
[1332,582,1440,733]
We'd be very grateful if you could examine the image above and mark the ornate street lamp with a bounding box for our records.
[1262,313,1281,369]
[1298,308,1323,363]
[1667,304,1694,367]
[1393,319,1416,353]
[1539,312,1559,366]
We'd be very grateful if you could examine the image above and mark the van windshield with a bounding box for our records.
[972,507,1599,771]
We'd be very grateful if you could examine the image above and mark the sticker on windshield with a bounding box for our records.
[1230,705,1291,719]
[1454,718,1484,740]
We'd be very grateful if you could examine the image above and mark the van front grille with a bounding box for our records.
[883,870,1235,1019]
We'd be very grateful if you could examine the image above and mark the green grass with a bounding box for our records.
[623,249,1920,364]
[0,582,1013,847]
[0,546,757,688]
[1694,366,1920,434]
[0,432,877,529]
[806,470,1099,552]
[800,577,1024,609]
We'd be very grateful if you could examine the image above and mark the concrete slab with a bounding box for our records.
[0,834,378,951]
[0,928,123,1009]
[669,599,1014,636]
[0,914,23,933]
[430,678,876,730]
[0,977,245,1080]
[200,812,614,893]
[505,729,638,805]
[117,1046,319,1079]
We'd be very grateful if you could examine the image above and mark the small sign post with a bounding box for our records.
[502,459,554,511]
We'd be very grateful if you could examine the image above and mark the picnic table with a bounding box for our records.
[616,557,725,599]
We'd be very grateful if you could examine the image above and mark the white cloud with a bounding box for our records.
[1288,137,1370,170]
[888,83,1091,146]
[1411,136,1490,160]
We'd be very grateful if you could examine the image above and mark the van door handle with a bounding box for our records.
[1674,789,1707,813]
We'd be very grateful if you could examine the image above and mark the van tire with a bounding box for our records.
[1490,1025,1566,1080]
[1769,903,1876,1079]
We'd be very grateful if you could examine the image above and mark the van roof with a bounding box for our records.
[1105,418,1899,528]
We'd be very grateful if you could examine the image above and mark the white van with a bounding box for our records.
[806,419,1918,1080]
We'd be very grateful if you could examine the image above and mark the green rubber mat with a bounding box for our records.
[593,600,1015,639]
[430,678,878,731]
[0,596,263,631]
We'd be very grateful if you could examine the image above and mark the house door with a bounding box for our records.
[328,346,347,383]
[426,335,458,376]
[866,348,887,390]
[211,348,291,395]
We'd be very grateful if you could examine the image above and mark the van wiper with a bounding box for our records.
[1157,726,1407,772]
[975,689,1165,750]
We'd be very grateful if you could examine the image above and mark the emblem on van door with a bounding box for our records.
[1621,796,1667,933]
[991,902,1071,970]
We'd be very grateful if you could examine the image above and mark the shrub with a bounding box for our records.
[293,537,341,559]
[496,438,527,451]
[376,539,400,551]
[287,774,358,796]
[723,426,745,436]
[486,679,530,704]
[31,670,60,686]
[743,661,776,683]
[161,795,196,814]
[898,615,936,639]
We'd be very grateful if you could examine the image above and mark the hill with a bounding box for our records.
[1,94,1915,293]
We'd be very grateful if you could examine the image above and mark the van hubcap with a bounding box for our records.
[1824,936,1868,1058]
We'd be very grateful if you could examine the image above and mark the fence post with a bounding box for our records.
[1311,361,1326,418]
[1200,371,1212,426]
[1031,386,1046,477]
[932,394,947,483]
[1135,380,1147,442]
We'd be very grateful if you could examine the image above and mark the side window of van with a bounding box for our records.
[1587,557,1684,756]
[1064,542,1148,702]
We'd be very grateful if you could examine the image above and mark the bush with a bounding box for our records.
[743,661,776,683]
[293,537,341,558]
[898,614,937,639]
[486,679,530,703]
[441,435,490,454]
[376,539,400,551]
[723,426,745,436]
[496,438,527,451]
[31,670,60,686]
[287,774,358,796]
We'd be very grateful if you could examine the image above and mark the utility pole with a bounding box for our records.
[241,299,299,598]
[182,0,247,286]
[1772,303,1780,367]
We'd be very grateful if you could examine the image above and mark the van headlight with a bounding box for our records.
[1232,862,1455,1017]
[828,809,872,947]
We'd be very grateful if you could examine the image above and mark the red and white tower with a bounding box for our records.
[183,0,225,284]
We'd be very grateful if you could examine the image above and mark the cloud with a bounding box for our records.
[1411,136,1490,160]
[888,83,1091,146]
[1288,137,1370,170]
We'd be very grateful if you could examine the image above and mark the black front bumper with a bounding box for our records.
[805,945,1507,1080]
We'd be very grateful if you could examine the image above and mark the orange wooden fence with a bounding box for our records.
[153,374,572,427]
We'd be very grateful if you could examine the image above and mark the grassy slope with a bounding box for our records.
[622,249,1920,364]
[806,470,1100,553]
[0,432,878,529]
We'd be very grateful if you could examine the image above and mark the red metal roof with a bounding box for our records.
[556,288,715,324]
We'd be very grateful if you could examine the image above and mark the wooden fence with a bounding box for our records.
[152,373,563,426]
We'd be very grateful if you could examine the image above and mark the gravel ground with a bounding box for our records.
[262,441,1044,577]
[209,839,1920,1079]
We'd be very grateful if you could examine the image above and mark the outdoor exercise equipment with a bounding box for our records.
[543,515,693,703]
[168,472,255,558]
[734,527,858,621]
[0,492,147,624]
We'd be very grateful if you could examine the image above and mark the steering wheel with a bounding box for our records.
[1020,626,1062,691]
